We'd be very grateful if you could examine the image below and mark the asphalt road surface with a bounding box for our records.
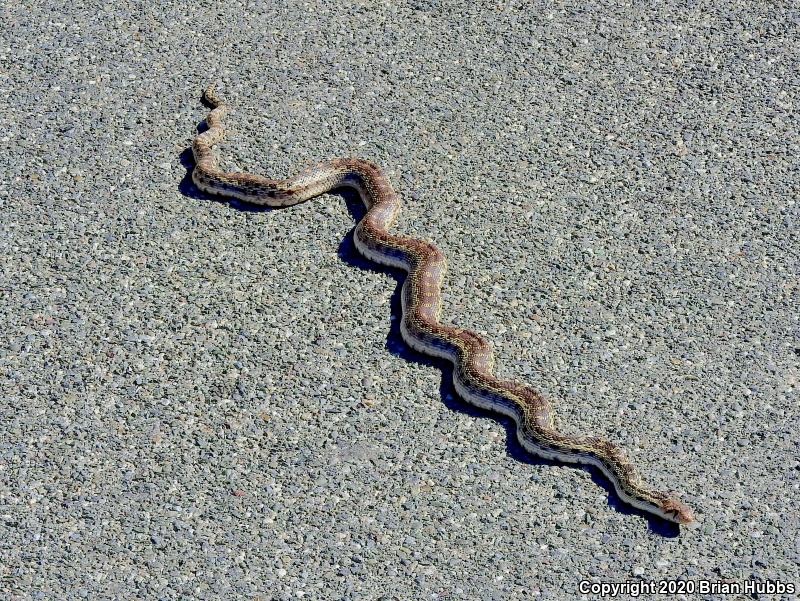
[1,1,798,598]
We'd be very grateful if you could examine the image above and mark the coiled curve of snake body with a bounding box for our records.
[191,86,695,525]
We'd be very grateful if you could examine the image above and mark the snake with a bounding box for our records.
[191,85,695,525]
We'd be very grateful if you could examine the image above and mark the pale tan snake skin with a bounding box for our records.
[191,86,695,525]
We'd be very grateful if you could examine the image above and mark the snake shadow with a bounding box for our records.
[178,147,680,537]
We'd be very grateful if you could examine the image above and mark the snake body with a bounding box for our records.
[191,86,694,524]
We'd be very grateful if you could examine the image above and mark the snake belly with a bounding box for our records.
[191,86,695,525]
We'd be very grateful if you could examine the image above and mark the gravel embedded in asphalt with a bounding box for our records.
[1,1,798,598]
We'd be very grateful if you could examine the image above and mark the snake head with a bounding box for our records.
[660,496,695,524]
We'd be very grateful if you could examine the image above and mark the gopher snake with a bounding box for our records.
[191,86,694,524]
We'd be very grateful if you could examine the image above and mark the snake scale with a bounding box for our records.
[191,86,694,524]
